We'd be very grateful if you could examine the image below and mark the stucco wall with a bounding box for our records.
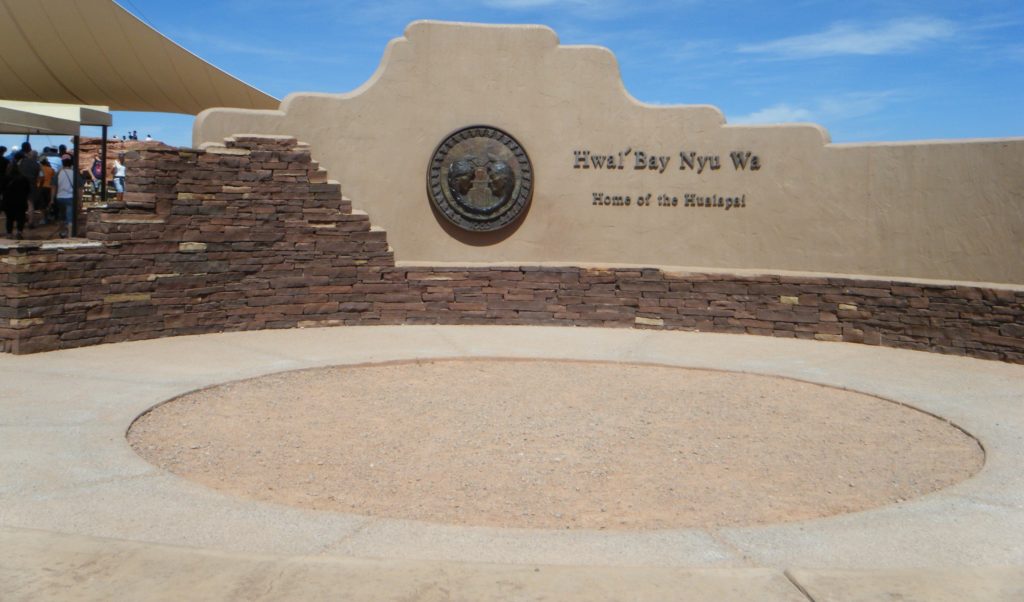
[194,21,1024,285]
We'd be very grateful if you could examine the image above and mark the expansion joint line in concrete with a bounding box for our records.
[435,328,472,355]
[3,470,164,502]
[320,517,375,554]
[706,528,758,568]
[783,569,818,602]
[953,492,1020,511]
[617,330,658,363]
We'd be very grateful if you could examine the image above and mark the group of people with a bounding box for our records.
[83,154,126,202]
[0,141,124,240]
[0,142,73,239]
[117,131,152,142]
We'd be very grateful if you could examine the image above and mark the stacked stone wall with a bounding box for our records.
[0,136,1021,362]
[381,267,1024,363]
[0,253,11,353]
[0,137,392,354]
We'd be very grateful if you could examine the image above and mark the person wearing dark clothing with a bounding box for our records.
[17,150,39,226]
[0,146,8,212]
[18,150,39,185]
[4,155,31,239]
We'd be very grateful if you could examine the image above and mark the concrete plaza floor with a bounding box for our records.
[1,325,1023,600]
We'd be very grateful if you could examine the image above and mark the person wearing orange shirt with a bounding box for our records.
[35,158,55,226]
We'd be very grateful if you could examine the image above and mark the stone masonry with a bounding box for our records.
[0,136,1022,362]
[0,136,391,354]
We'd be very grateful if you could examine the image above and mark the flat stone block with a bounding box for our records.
[178,242,207,253]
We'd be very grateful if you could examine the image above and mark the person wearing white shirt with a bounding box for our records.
[112,155,126,202]
[55,156,75,238]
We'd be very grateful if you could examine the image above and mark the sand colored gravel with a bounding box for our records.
[128,359,983,530]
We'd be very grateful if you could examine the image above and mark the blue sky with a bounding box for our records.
[9,0,1023,150]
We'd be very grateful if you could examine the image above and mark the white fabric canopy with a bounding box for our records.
[0,0,278,114]
[0,100,112,135]
[0,105,79,135]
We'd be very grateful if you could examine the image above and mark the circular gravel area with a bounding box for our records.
[128,359,983,530]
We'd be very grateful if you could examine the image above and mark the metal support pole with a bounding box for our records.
[100,125,108,204]
[72,134,81,238]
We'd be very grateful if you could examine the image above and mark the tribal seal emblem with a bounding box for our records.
[427,126,533,232]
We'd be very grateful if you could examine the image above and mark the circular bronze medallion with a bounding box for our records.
[427,126,533,232]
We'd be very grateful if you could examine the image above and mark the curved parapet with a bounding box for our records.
[195,21,1024,284]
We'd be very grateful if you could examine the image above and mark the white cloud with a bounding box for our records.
[482,0,610,8]
[483,0,563,6]
[172,29,301,60]
[478,0,669,18]
[731,103,814,124]
[731,91,902,125]
[738,17,955,59]
[816,91,899,120]
[666,39,722,62]
[171,29,348,65]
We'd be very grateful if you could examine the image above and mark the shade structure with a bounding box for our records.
[0,105,79,135]
[0,0,278,114]
[0,100,112,135]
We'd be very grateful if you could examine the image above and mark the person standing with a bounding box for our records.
[18,148,39,224]
[36,158,55,225]
[112,154,126,202]
[0,146,8,214]
[90,157,103,198]
[4,154,31,239]
[80,167,95,201]
[54,156,75,239]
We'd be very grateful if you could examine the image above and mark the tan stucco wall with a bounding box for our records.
[194,21,1024,284]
